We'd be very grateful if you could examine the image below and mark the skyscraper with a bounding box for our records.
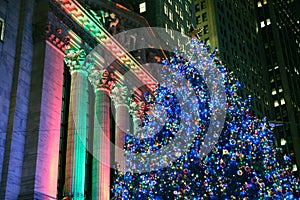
[193,0,299,174]
[255,0,300,174]
[194,0,271,119]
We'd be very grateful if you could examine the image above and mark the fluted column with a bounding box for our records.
[129,100,145,136]
[110,85,130,171]
[64,48,91,199]
[89,69,116,200]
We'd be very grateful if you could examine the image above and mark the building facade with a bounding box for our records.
[0,0,159,199]
[0,0,299,199]
[255,0,300,174]
[193,0,299,174]
[194,0,271,119]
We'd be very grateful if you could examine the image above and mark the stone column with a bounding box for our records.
[88,69,116,200]
[129,100,145,136]
[110,85,130,171]
[64,48,91,199]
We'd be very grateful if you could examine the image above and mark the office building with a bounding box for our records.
[194,0,299,174]
[255,0,300,174]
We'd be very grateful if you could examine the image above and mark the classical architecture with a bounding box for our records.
[0,0,161,199]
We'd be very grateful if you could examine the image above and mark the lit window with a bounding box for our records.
[280,98,285,105]
[274,66,279,69]
[139,2,146,13]
[278,86,283,93]
[274,100,279,107]
[168,0,172,5]
[263,0,267,4]
[176,21,179,29]
[272,89,276,95]
[170,29,174,39]
[280,138,286,146]
[165,23,168,32]
[270,79,274,83]
[257,1,262,7]
[0,18,4,41]
[185,4,189,12]
[169,11,173,22]
[293,164,298,172]
[181,26,185,34]
[180,9,183,19]
[164,3,168,16]
[266,18,271,25]
[260,21,265,28]
[175,4,179,13]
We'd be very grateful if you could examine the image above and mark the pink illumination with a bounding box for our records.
[34,42,64,197]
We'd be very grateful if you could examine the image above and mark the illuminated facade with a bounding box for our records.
[0,0,159,199]
[255,0,300,174]
[193,0,299,174]
[194,0,271,118]
[0,0,299,199]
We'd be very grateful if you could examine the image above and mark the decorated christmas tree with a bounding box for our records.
[112,39,299,199]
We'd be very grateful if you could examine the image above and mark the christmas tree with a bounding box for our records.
[112,39,299,199]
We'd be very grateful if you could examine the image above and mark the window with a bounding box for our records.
[260,21,265,28]
[201,1,206,9]
[202,13,207,22]
[196,16,201,24]
[0,18,4,41]
[169,10,173,22]
[170,29,174,39]
[164,3,168,16]
[181,26,185,34]
[175,4,179,13]
[272,88,276,95]
[266,18,271,25]
[203,25,208,34]
[168,0,172,5]
[195,3,200,12]
[180,9,183,19]
[281,138,287,146]
[185,4,189,12]
[274,100,279,107]
[263,0,267,4]
[257,1,262,7]
[280,98,285,105]
[139,2,146,13]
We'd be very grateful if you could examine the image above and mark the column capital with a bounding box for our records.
[129,100,145,120]
[110,85,130,107]
[88,69,117,92]
[64,47,93,75]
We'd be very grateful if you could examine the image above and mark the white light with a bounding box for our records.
[266,18,271,25]
[257,1,262,7]
[274,100,279,107]
[280,138,286,146]
[293,164,298,171]
[261,21,265,28]
[272,89,276,95]
[139,2,146,13]
[280,98,285,105]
